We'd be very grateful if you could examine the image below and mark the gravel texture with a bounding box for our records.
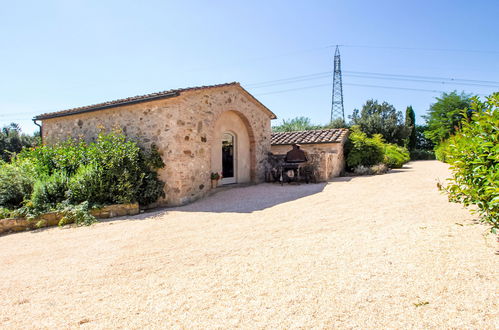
[0,161,497,329]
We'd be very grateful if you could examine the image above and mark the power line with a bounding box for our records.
[245,71,332,88]
[254,83,332,96]
[0,111,40,117]
[338,44,499,55]
[254,82,490,96]
[246,70,499,90]
[344,73,499,88]
[344,70,499,85]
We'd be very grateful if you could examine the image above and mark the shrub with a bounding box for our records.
[16,130,165,209]
[410,149,436,160]
[137,170,165,205]
[383,144,410,168]
[66,164,106,205]
[442,94,499,232]
[0,159,36,209]
[30,171,70,212]
[20,139,87,176]
[0,207,11,219]
[345,127,384,169]
[58,201,96,227]
[346,127,410,170]
[434,139,452,163]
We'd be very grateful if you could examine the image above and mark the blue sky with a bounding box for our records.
[1,0,498,133]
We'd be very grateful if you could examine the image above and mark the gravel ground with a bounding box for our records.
[0,161,497,329]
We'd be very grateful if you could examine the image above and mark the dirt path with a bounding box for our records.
[0,161,497,328]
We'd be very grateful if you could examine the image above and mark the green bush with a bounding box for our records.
[58,201,96,227]
[442,94,499,232]
[30,171,70,212]
[346,127,410,170]
[345,128,384,169]
[66,164,106,205]
[65,133,165,205]
[0,207,11,219]
[20,139,87,176]
[434,139,452,163]
[137,170,165,205]
[410,149,436,160]
[383,143,410,168]
[0,130,165,224]
[0,159,36,209]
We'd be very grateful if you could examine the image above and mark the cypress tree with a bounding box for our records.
[405,106,416,150]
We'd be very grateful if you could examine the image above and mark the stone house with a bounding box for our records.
[34,82,276,206]
[270,129,349,181]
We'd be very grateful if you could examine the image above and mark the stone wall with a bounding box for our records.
[0,204,139,235]
[270,142,346,181]
[41,85,273,206]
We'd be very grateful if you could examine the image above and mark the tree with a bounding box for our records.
[272,117,321,132]
[0,123,38,162]
[324,117,349,129]
[423,91,472,144]
[350,99,408,145]
[405,106,416,150]
[414,125,434,150]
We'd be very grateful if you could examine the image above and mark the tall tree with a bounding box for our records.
[350,99,408,145]
[405,106,416,150]
[272,117,321,132]
[423,91,472,144]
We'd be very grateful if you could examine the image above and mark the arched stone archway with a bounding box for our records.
[210,110,257,183]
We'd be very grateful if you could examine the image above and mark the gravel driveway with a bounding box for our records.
[0,161,497,328]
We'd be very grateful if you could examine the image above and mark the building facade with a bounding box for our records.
[34,83,276,206]
[270,129,349,181]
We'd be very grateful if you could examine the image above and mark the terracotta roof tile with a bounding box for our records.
[271,128,349,145]
[34,82,276,120]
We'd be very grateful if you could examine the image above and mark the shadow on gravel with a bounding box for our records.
[169,182,328,213]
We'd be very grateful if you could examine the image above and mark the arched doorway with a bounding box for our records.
[221,132,236,184]
[211,111,252,185]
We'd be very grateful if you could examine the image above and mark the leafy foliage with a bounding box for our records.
[414,125,434,150]
[346,126,410,171]
[272,117,321,132]
[0,207,11,219]
[423,91,472,144]
[0,130,166,224]
[324,118,349,129]
[434,139,452,163]
[30,171,70,212]
[383,143,410,168]
[350,99,408,145]
[405,106,416,150]
[0,158,36,209]
[410,149,436,160]
[442,94,499,232]
[58,201,96,227]
[0,123,39,162]
[345,128,384,169]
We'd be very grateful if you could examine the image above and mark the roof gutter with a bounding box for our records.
[34,91,180,120]
[32,118,42,144]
